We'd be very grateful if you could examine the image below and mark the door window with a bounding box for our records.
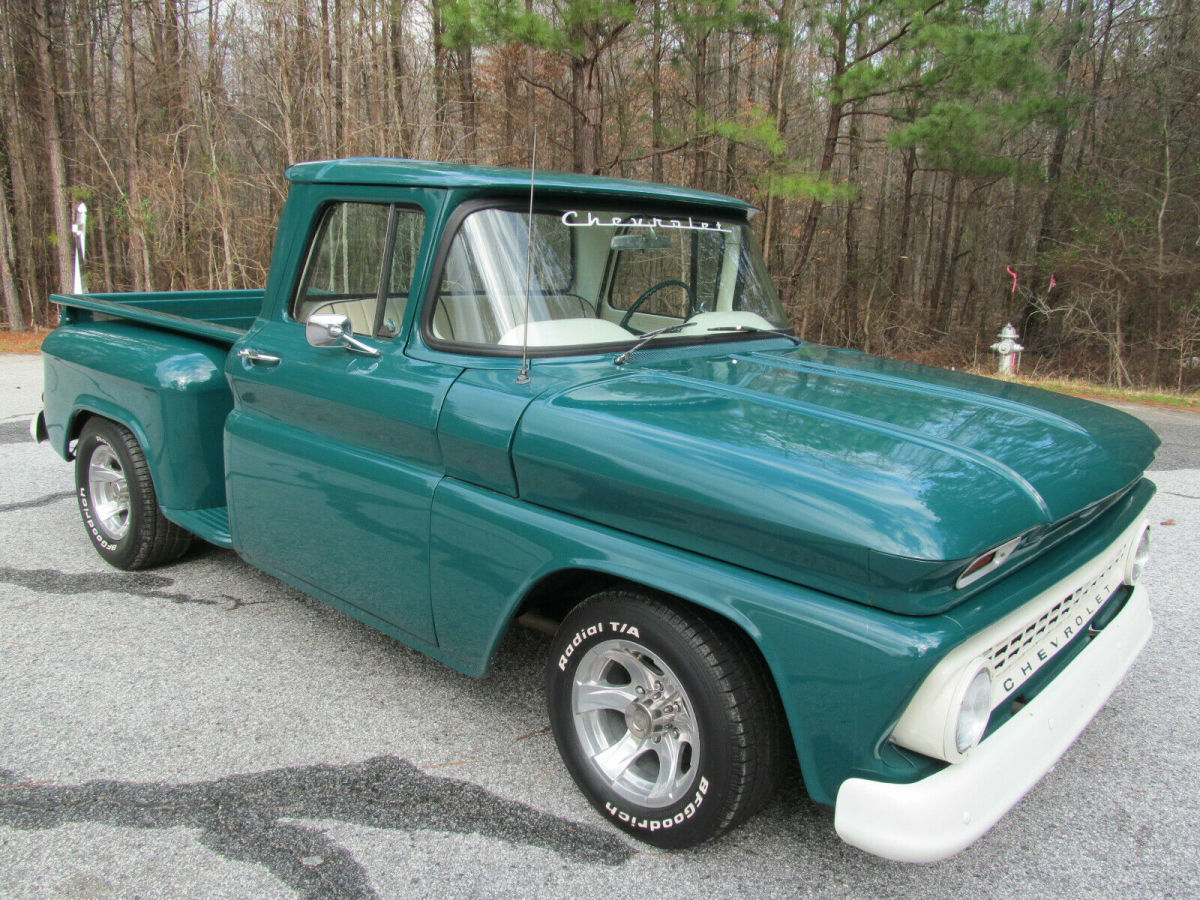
[293,202,424,338]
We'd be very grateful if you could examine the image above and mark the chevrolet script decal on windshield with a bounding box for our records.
[561,211,732,234]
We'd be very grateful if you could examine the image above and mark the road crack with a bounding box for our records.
[0,757,631,899]
[0,566,264,610]
[0,491,73,513]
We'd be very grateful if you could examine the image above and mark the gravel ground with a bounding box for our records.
[2,352,1198,898]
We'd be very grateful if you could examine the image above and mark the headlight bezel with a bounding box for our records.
[952,665,994,756]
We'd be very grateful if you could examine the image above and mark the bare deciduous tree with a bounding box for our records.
[0,0,1195,393]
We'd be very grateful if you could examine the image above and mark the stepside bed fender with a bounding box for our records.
[41,322,234,511]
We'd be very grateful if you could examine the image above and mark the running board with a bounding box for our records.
[162,505,233,548]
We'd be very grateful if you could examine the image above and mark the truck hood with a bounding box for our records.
[511,343,1159,613]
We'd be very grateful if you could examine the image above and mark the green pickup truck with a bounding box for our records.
[33,159,1158,861]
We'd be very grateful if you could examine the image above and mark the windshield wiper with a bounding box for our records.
[614,321,698,366]
[704,325,802,345]
[614,322,797,367]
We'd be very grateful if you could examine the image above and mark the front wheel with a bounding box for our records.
[74,418,192,570]
[547,590,784,848]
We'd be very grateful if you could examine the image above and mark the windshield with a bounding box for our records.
[428,206,790,351]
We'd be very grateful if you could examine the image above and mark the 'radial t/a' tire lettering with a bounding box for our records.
[546,589,785,848]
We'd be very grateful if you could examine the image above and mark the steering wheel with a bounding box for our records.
[619,280,696,332]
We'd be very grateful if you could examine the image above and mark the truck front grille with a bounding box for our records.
[984,544,1127,704]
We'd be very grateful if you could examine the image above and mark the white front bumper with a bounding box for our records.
[834,584,1152,863]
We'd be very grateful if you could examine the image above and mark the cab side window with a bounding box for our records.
[292,202,424,338]
[383,209,425,336]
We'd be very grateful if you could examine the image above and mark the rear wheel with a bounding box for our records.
[74,418,192,570]
[547,589,784,848]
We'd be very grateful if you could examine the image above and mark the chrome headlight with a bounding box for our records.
[1125,526,1150,586]
[892,658,996,762]
[954,666,993,755]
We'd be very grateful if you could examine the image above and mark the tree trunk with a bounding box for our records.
[33,0,73,294]
[502,45,519,166]
[432,0,448,155]
[762,0,794,271]
[457,43,478,160]
[122,0,151,291]
[791,87,845,283]
[785,23,848,294]
[97,205,114,293]
[0,175,23,329]
[526,0,535,154]
[840,101,863,343]
[1021,0,1083,345]
[4,0,45,319]
[334,0,346,151]
[651,0,664,183]
[929,175,959,332]
[388,0,410,156]
[319,0,335,150]
[692,29,709,189]
[570,53,600,174]
[890,146,917,303]
[722,29,739,193]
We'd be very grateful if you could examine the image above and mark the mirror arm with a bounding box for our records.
[337,330,382,358]
[306,312,382,358]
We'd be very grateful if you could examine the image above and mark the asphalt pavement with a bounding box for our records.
[2,352,1198,899]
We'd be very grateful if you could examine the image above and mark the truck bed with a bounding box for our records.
[41,290,261,549]
[51,289,265,346]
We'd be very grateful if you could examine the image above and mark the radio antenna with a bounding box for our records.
[516,127,538,386]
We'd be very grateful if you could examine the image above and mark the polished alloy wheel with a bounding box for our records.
[549,592,784,848]
[87,441,131,541]
[570,638,699,808]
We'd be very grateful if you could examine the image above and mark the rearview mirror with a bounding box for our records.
[611,233,673,251]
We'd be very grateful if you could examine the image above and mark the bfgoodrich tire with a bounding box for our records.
[547,589,785,848]
[74,418,192,570]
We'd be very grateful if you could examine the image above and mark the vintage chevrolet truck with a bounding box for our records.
[33,159,1158,861]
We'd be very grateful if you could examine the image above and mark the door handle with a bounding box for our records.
[237,347,282,366]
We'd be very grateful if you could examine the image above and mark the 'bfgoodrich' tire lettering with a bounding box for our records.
[603,775,710,830]
[74,418,192,570]
[79,485,118,552]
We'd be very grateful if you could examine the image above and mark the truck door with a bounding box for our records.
[225,195,459,646]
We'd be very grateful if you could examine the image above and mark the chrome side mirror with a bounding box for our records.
[306,312,381,358]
